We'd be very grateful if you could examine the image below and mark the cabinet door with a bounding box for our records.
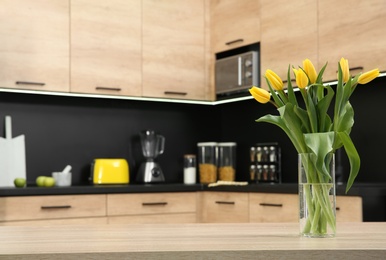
[142,0,209,101]
[211,0,260,53]
[0,0,69,92]
[0,195,106,222]
[260,0,317,90]
[249,193,298,223]
[71,0,142,96]
[318,0,386,82]
[336,196,362,222]
[198,192,249,223]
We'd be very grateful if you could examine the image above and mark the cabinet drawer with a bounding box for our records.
[0,195,106,222]
[108,213,196,224]
[107,192,196,216]
[0,217,108,226]
[249,193,298,223]
[198,192,249,223]
[336,196,362,222]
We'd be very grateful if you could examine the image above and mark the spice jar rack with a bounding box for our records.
[249,142,281,184]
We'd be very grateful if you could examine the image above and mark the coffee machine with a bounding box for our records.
[136,130,165,183]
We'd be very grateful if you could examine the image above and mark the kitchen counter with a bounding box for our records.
[0,222,385,259]
[0,182,384,196]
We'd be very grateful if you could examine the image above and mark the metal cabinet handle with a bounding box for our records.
[215,201,235,205]
[16,81,45,86]
[142,202,168,206]
[225,39,244,45]
[41,205,72,210]
[95,86,121,91]
[164,91,187,96]
[259,203,283,207]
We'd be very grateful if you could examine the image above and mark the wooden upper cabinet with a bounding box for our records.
[211,0,260,53]
[142,0,209,101]
[318,0,386,82]
[0,0,69,92]
[260,0,317,90]
[70,0,142,96]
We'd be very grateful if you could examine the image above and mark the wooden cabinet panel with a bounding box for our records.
[318,0,386,82]
[142,0,209,101]
[211,0,260,53]
[108,213,196,224]
[336,196,362,222]
[0,217,108,226]
[198,192,249,223]
[249,193,298,223]
[107,192,197,216]
[260,0,317,90]
[0,0,69,92]
[71,0,142,96]
[0,195,106,222]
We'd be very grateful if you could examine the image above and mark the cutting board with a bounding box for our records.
[0,116,26,187]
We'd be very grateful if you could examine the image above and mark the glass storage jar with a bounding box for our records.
[218,142,237,181]
[197,142,218,184]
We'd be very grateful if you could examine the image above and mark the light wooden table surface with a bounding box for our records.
[0,222,385,259]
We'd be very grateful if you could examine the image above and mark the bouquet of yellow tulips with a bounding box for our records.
[250,58,379,237]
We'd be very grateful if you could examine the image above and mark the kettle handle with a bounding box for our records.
[158,135,165,155]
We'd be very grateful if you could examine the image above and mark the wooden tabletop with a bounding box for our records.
[0,222,385,259]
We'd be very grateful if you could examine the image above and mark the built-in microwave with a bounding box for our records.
[215,51,259,96]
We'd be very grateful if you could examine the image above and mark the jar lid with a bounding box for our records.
[218,142,237,146]
[197,142,217,146]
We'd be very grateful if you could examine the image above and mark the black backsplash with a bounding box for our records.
[1,76,386,185]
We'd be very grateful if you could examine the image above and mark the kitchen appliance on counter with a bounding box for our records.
[90,159,129,184]
[136,130,165,183]
[215,51,259,97]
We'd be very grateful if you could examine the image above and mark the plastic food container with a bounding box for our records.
[218,142,237,181]
[197,142,218,184]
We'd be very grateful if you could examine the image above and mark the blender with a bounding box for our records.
[136,130,166,183]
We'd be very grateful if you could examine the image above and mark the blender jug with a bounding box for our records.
[140,130,165,159]
[136,130,166,183]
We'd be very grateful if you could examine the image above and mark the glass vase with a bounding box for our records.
[298,153,336,238]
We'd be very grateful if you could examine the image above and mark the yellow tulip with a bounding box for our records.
[303,59,317,84]
[339,57,350,83]
[295,69,308,89]
[249,86,271,104]
[265,69,283,90]
[358,68,380,84]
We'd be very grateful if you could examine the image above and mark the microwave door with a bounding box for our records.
[215,57,242,94]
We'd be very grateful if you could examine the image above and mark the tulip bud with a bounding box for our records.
[339,58,350,83]
[249,86,271,104]
[358,68,380,84]
[303,59,317,84]
[295,69,308,89]
[265,69,283,91]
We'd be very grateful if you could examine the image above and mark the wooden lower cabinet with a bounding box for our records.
[0,191,362,225]
[107,192,197,224]
[0,194,107,225]
[197,192,249,223]
[249,193,298,223]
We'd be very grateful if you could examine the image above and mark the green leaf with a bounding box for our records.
[304,132,335,179]
[306,90,318,132]
[335,102,354,133]
[316,84,334,132]
[286,65,298,106]
[337,131,360,193]
[293,106,311,133]
[256,114,303,153]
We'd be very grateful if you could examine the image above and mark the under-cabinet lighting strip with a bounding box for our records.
[1,72,385,106]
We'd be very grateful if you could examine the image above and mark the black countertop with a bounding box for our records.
[1,182,385,197]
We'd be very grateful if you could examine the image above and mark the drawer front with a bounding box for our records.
[0,195,106,221]
[107,192,197,216]
[108,213,197,224]
[198,192,249,223]
[0,217,108,226]
[249,193,298,223]
[336,196,362,222]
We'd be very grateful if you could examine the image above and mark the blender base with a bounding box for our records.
[136,161,165,183]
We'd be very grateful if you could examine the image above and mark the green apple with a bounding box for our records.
[36,176,47,187]
[14,177,26,188]
[44,177,56,187]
